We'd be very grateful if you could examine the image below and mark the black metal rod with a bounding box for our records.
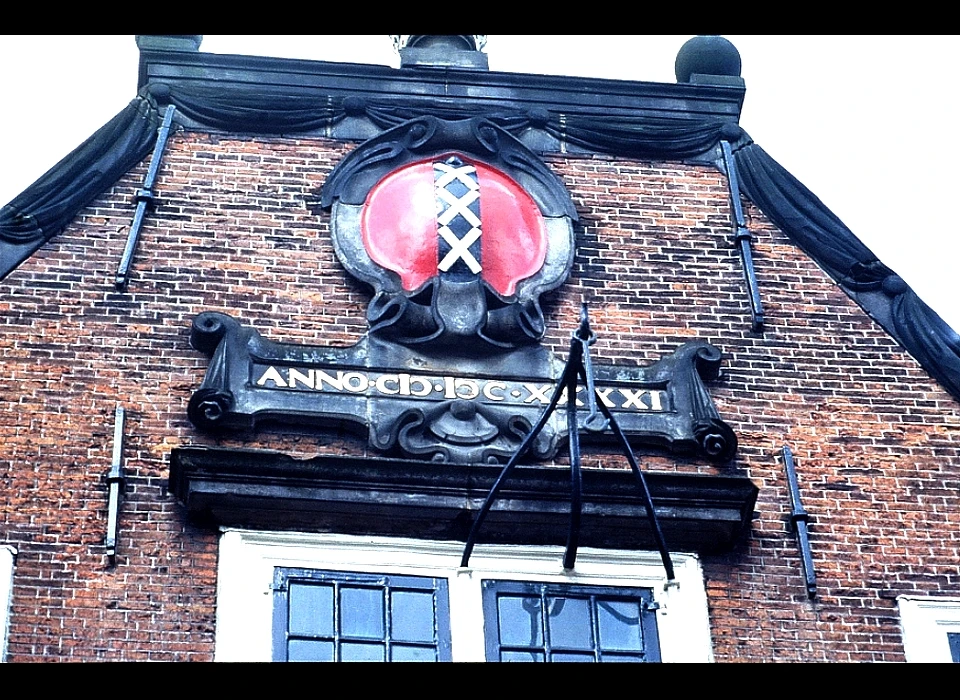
[460,341,578,568]
[462,306,677,584]
[593,388,675,582]
[105,405,126,566]
[737,237,763,330]
[721,139,764,332]
[115,104,177,291]
[563,344,583,570]
[782,445,816,598]
[579,314,609,434]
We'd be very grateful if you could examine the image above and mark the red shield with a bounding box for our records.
[360,154,548,297]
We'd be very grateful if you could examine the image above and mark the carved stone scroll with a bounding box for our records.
[188,312,737,464]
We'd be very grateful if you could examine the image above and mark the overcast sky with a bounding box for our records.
[1,35,957,332]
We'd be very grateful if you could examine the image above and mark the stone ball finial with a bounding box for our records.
[675,35,742,83]
[394,35,489,70]
[406,35,480,51]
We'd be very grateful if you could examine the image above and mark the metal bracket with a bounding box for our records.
[105,405,126,566]
[721,139,764,332]
[115,104,177,291]
[782,445,816,599]
[461,304,676,582]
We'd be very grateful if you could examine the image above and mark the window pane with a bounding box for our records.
[601,652,644,662]
[547,596,593,650]
[949,632,960,663]
[288,639,334,662]
[391,644,437,662]
[341,642,385,661]
[498,595,543,647]
[597,600,643,651]
[288,582,334,638]
[391,590,435,643]
[340,587,384,639]
[551,651,595,662]
[502,650,545,662]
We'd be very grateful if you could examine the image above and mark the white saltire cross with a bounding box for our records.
[434,161,481,192]
[436,187,481,229]
[435,161,483,274]
[438,225,482,273]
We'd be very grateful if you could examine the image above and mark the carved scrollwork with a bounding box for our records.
[190,312,239,354]
[390,398,557,464]
[692,342,723,381]
[367,286,442,345]
[187,388,235,430]
[693,419,737,462]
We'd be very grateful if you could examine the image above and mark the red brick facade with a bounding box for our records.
[1,128,958,661]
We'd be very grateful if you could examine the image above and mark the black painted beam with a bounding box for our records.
[138,49,745,125]
[169,447,757,553]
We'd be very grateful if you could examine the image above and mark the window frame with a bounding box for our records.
[216,528,713,662]
[898,595,960,663]
[0,545,14,663]
[481,578,662,662]
[272,567,453,661]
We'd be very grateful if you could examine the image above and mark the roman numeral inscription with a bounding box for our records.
[253,365,669,412]
[187,312,736,464]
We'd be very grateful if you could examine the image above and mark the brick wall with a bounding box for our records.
[1,131,957,660]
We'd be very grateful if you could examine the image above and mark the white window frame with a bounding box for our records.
[898,595,960,663]
[216,528,714,662]
[1,545,15,663]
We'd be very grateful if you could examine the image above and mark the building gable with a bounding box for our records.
[1,36,958,663]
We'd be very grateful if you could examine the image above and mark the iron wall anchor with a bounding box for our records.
[782,444,816,599]
[115,104,177,291]
[105,405,126,566]
[721,139,764,332]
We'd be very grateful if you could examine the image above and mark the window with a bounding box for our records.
[482,580,660,662]
[0,545,14,663]
[273,568,452,661]
[898,595,960,663]
[217,529,713,662]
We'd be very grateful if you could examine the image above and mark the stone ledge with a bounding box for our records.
[169,446,757,552]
